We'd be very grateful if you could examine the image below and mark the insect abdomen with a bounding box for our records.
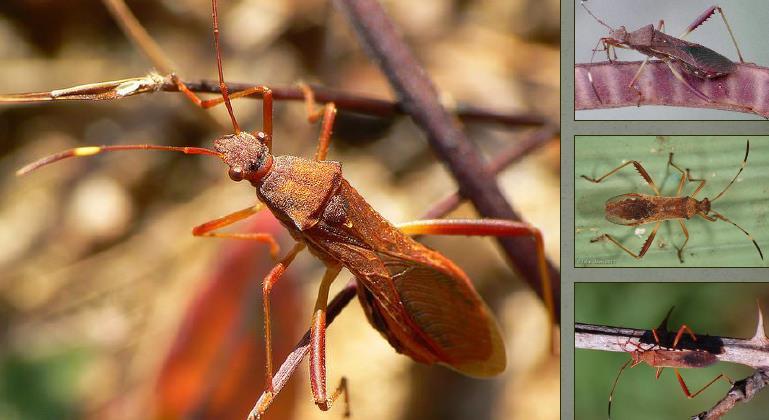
[605,194,658,225]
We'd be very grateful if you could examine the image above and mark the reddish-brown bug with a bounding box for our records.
[581,140,763,263]
[608,308,730,419]
[580,1,745,105]
[12,0,554,417]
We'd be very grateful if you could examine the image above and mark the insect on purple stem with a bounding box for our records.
[579,1,746,108]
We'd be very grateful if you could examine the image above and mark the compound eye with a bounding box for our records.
[228,166,244,182]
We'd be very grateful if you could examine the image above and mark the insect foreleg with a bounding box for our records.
[192,203,281,259]
[667,152,708,198]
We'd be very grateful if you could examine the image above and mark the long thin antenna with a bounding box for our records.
[608,359,632,420]
[712,140,749,202]
[581,1,613,31]
[709,210,764,260]
[16,145,222,176]
[211,0,240,134]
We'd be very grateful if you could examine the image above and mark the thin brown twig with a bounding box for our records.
[0,75,549,129]
[693,370,769,420]
[164,80,548,127]
[101,0,175,75]
[421,125,558,219]
[331,0,560,312]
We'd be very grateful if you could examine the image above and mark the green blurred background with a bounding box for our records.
[575,136,769,267]
[575,283,769,420]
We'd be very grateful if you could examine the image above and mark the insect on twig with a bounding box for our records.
[608,307,731,419]
[10,0,554,418]
[580,1,752,112]
[581,140,763,263]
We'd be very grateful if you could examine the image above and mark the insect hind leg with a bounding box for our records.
[674,368,732,399]
[395,218,554,328]
[591,221,662,260]
[680,6,744,63]
[581,160,661,196]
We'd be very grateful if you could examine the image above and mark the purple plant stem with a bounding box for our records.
[575,61,769,118]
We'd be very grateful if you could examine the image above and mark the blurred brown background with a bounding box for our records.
[0,0,559,419]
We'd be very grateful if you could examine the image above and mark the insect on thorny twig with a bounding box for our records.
[581,140,763,263]
[9,0,555,418]
[608,307,731,420]
[579,1,754,113]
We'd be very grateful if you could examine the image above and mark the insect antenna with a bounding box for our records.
[709,210,764,260]
[703,141,762,259]
[16,145,223,176]
[211,0,240,134]
[580,1,613,31]
[608,358,633,420]
[711,140,749,202]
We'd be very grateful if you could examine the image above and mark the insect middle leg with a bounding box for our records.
[257,243,307,406]
[627,20,664,105]
[309,264,351,415]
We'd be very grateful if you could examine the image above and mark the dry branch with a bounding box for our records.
[575,61,769,118]
[0,74,549,129]
[576,305,769,418]
[333,0,560,310]
[693,369,769,420]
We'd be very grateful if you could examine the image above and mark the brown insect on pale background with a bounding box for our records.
[575,0,769,120]
[582,140,762,263]
[0,0,559,419]
[580,1,744,105]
